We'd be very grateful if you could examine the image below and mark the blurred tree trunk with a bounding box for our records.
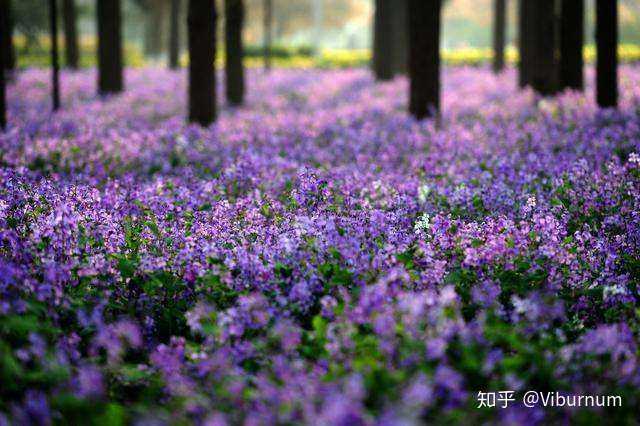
[529,0,558,95]
[392,0,408,75]
[97,0,123,95]
[144,0,168,58]
[188,0,217,125]
[559,0,583,90]
[169,0,180,69]
[50,0,60,110]
[408,0,441,120]
[372,0,394,81]
[225,0,244,106]
[0,0,7,130]
[518,0,534,88]
[596,0,617,108]
[263,0,272,71]
[62,0,79,69]
[492,0,506,73]
[2,0,14,73]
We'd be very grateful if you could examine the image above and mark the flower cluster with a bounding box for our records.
[0,66,639,424]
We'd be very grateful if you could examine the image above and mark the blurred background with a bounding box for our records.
[10,0,640,68]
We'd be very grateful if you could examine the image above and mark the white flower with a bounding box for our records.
[522,195,537,215]
[603,283,627,301]
[526,196,537,209]
[512,296,530,315]
[418,184,431,204]
[629,152,640,166]
[176,135,189,148]
[538,98,558,115]
[202,181,215,193]
[414,213,431,234]
[0,199,7,220]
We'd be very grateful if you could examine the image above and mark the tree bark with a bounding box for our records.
[97,0,124,95]
[559,0,584,90]
[0,0,7,130]
[225,0,244,106]
[492,0,506,73]
[518,0,533,88]
[2,0,14,73]
[596,0,617,108]
[529,0,558,96]
[62,0,79,69]
[144,0,167,58]
[263,0,272,71]
[408,0,441,120]
[50,0,60,110]
[372,0,394,81]
[392,0,408,75]
[188,0,217,126]
[169,0,180,69]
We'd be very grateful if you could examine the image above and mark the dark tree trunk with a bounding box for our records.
[6,1,13,71]
[97,0,123,95]
[408,0,441,120]
[559,0,584,90]
[2,0,14,73]
[144,0,167,58]
[392,0,408,75]
[62,0,79,69]
[596,0,617,108]
[3,0,14,73]
[188,0,217,126]
[225,0,244,106]
[372,0,394,81]
[492,0,506,73]
[50,0,60,110]
[0,0,7,130]
[518,0,533,88]
[169,0,180,69]
[263,0,272,71]
[529,0,558,96]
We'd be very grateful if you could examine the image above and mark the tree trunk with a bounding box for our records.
[144,0,167,58]
[50,0,60,110]
[0,0,7,130]
[559,0,584,90]
[188,0,217,125]
[62,0,79,69]
[408,0,441,120]
[529,0,558,96]
[518,0,533,88]
[392,0,408,75]
[263,0,272,71]
[372,0,394,81]
[492,0,506,73]
[596,0,617,108]
[225,0,244,106]
[169,0,180,69]
[97,0,123,95]
[2,0,14,73]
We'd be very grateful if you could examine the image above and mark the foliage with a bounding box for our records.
[13,40,640,70]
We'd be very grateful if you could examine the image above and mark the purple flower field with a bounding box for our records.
[1,66,640,424]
